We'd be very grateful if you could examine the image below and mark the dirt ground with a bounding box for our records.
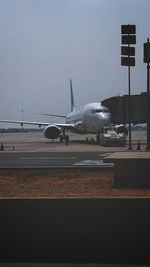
[0,168,150,198]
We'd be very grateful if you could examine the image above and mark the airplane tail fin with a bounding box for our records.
[70,79,75,112]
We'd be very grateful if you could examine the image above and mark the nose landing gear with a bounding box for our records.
[96,132,100,144]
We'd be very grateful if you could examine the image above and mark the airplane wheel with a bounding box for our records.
[60,136,63,143]
[66,135,69,141]
[65,135,69,144]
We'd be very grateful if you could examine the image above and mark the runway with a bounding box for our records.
[0,151,113,168]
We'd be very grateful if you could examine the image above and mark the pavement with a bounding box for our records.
[0,130,147,152]
[0,130,148,168]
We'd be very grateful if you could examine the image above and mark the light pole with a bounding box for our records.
[144,38,150,150]
[21,107,24,128]
[121,24,136,150]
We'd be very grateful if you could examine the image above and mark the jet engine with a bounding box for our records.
[115,124,128,136]
[44,125,60,139]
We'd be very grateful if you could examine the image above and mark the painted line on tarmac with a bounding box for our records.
[74,160,102,166]
[99,153,112,157]
[20,157,78,160]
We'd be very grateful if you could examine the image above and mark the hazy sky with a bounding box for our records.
[0,0,150,125]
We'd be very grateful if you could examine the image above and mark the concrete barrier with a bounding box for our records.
[104,152,150,188]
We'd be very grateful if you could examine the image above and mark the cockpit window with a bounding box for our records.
[93,109,103,113]
[103,109,110,113]
[92,108,109,113]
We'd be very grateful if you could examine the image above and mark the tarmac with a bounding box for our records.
[0,130,147,153]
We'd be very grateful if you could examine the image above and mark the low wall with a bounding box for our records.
[0,198,150,264]
[104,152,150,188]
[114,159,150,187]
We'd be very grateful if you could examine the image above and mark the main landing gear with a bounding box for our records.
[60,135,70,144]
[96,132,100,144]
[59,128,70,144]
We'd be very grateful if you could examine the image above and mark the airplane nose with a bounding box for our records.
[100,113,111,125]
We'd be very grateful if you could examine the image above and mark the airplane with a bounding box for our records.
[0,80,127,143]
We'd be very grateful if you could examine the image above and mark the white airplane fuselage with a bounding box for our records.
[66,102,111,134]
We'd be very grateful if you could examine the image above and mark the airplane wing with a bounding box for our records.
[0,119,50,127]
[0,119,75,129]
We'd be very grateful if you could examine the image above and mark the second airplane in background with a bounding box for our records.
[0,80,127,142]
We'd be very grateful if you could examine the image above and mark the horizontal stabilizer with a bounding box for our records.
[38,113,66,118]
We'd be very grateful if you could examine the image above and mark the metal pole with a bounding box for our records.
[21,108,24,121]
[21,107,24,128]
[146,38,150,150]
[128,41,132,150]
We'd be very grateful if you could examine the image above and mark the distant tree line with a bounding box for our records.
[0,128,43,133]
[0,125,146,133]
